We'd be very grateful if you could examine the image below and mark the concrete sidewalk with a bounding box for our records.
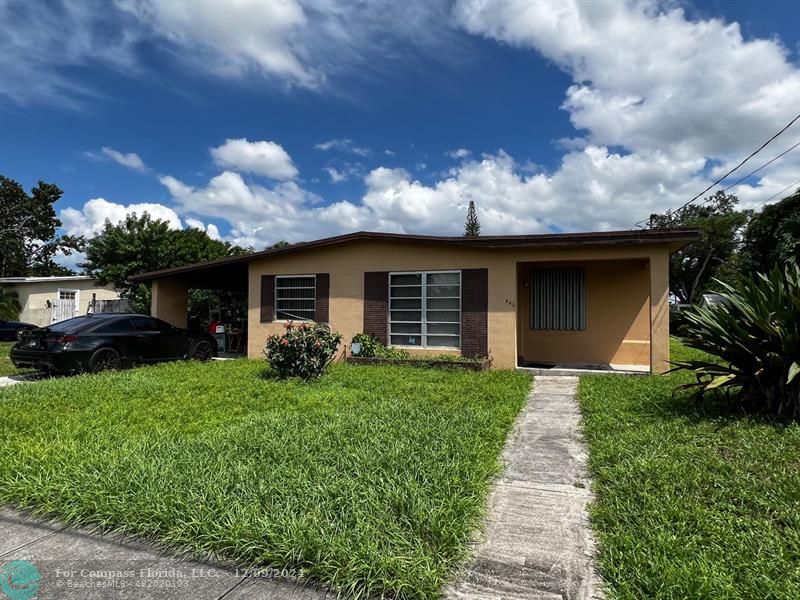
[0,508,333,599]
[446,376,604,600]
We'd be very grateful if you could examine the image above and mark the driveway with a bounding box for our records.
[446,376,604,599]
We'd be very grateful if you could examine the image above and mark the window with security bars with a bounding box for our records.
[389,271,460,348]
[275,276,316,321]
[530,267,586,330]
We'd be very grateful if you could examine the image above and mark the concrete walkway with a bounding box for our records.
[0,508,333,599]
[446,376,604,600]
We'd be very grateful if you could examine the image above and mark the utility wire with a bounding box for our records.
[720,139,800,193]
[686,138,800,211]
[750,177,800,211]
[640,112,800,227]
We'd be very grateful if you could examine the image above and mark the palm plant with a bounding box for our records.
[671,262,800,418]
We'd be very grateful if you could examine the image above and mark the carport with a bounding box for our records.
[134,255,250,354]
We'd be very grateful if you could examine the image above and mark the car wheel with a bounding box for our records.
[88,347,122,373]
[190,340,214,362]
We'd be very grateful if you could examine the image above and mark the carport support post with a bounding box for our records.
[649,250,670,374]
[151,278,188,329]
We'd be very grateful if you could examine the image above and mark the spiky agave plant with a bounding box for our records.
[671,262,800,418]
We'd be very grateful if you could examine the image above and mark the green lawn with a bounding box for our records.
[0,341,27,377]
[0,360,530,598]
[580,340,800,599]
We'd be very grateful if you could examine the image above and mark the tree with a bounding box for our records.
[266,240,291,250]
[0,175,84,277]
[0,288,21,321]
[649,191,750,304]
[740,188,800,274]
[464,200,481,237]
[82,213,249,314]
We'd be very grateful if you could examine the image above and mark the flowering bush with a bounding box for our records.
[265,322,343,380]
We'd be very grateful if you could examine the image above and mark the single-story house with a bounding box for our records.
[0,276,120,326]
[132,229,698,372]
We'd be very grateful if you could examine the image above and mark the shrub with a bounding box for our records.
[265,322,342,380]
[671,262,800,418]
[351,333,410,359]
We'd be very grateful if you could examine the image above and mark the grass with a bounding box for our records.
[0,341,31,378]
[580,339,800,599]
[0,360,530,598]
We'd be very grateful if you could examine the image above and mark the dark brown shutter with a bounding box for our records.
[315,273,330,323]
[461,268,488,357]
[363,271,389,344]
[260,275,275,323]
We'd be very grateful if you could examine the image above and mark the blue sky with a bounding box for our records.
[1,0,799,255]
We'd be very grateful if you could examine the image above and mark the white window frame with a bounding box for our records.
[56,288,80,314]
[274,275,316,322]
[388,270,461,350]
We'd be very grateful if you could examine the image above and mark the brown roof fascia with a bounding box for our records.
[132,228,699,281]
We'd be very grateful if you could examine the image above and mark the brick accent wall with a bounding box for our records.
[260,274,275,323]
[363,271,389,344]
[461,268,488,357]
[314,273,330,323]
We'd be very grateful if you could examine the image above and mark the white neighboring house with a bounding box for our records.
[0,276,120,326]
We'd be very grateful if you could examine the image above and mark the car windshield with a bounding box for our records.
[48,316,95,333]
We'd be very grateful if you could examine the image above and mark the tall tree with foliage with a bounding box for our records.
[82,213,249,314]
[649,190,749,304]
[0,288,21,321]
[740,188,800,274]
[464,200,481,237]
[0,175,84,277]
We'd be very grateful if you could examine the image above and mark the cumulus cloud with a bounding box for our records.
[314,138,371,157]
[452,0,800,221]
[149,147,706,248]
[185,218,222,240]
[210,138,298,180]
[59,198,182,237]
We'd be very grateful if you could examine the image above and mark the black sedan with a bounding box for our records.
[0,320,36,341]
[10,313,217,374]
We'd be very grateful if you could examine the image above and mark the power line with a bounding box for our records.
[640,112,800,227]
[686,138,800,212]
[750,177,800,211]
[720,139,800,193]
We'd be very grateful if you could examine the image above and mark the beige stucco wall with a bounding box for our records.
[516,259,650,367]
[3,280,119,327]
[245,240,671,372]
[151,278,189,329]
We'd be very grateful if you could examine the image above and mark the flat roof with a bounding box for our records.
[132,228,699,282]
[0,275,94,283]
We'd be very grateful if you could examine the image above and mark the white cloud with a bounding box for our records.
[0,1,140,107]
[321,162,364,183]
[185,218,222,240]
[314,138,371,157]
[100,146,148,172]
[153,147,712,248]
[323,167,348,183]
[210,138,298,180]
[59,198,183,237]
[0,0,460,106]
[119,0,318,87]
[447,148,471,159]
[453,0,800,221]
